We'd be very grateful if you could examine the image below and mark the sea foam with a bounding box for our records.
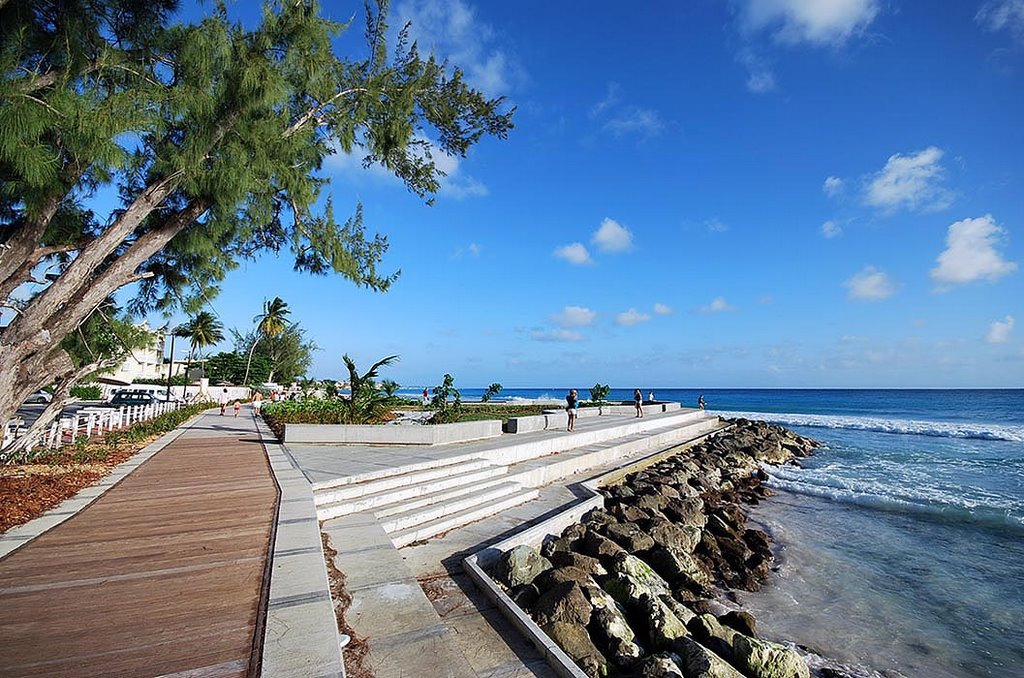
[717,410,1024,442]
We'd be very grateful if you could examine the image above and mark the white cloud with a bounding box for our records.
[654,303,673,315]
[604,107,664,138]
[706,218,730,233]
[531,329,583,342]
[976,0,1024,41]
[450,242,482,259]
[592,218,634,253]
[699,297,736,314]
[844,265,895,300]
[554,243,593,266]
[865,146,952,213]
[616,308,651,326]
[987,315,1015,344]
[736,50,777,93]
[821,220,842,238]
[741,0,880,46]
[823,176,845,197]
[394,0,521,95]
[552,305,598,328]
[930,215,1018,286]
[590,83,622,118]
[325,137,488,200]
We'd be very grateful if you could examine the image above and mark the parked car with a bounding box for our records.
[24,391,53,404]
[118,384,181,403]
[108,390,157,407]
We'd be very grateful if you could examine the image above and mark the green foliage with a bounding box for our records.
[481,382,503,402]
[589,383,611,404]
[206,351,270,385]
[60,300,155,370]
[455,403,545,423]
[103,403,208,451]
[429,373,462,424]
[380,379,400,397]
[0,0,514,425]
[237,323,316,384]
[69,384,102,400]
[134,375,189,386]
[180,311,225,361]
[341,353,400,424]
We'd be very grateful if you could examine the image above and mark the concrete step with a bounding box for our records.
[316,464,509,521]
[311,452,482,493]
[377,480,529,533]
[313,457,497,506]
[506,416,724,488]
[390,487,541,548]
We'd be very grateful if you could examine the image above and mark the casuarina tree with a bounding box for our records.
[0,0,514,441]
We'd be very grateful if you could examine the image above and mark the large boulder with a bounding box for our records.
[647,545,712,589]
[583,583,642,664]
[640,593,690,651]
[605,521,656,553]
[649,519,702,554]
[664,497,707,528]
[731,635,810,678]
[582,528,628,562]
[541,621,608,678]
[494,544,552,588]
[672,636,744,678]
[549,550,607,577]
[535,566,598,592]
[533,581,593,627]
[638,654,685,677]
[603,553,672,606]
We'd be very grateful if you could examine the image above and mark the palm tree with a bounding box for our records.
[342,354,400,424]
[243,297,291,385]
[182,311,225,377]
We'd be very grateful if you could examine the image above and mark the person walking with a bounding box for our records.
[219,388,229,415]
[566,389,579,431]
[634,388,643,417]
[233,400,241,417]
[252,390,263,415]
[422,387,430,406]
[698,394,706,410]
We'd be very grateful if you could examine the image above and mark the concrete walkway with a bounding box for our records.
[0,411,306,678]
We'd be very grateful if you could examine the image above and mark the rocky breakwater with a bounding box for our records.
[491,419,819,678]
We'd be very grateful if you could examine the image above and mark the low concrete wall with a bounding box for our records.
[503,402,686,434]
[284,419,502,445]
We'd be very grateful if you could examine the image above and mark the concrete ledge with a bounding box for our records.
[504,402,691,434]
[463,422,731,678]
[256,416,346,678]
[285,419,502,445]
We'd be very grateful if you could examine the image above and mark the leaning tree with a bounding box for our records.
[0,0,514,443]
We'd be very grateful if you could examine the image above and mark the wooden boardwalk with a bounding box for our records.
[0,413,279,678]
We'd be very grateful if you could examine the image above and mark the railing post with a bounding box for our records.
[70,415,79,442]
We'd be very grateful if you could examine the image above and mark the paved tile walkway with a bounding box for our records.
[0,412,279,678]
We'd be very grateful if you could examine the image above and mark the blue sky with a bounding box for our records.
[155,0,1023,388]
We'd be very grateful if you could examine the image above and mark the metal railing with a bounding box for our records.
[2,401,181,454]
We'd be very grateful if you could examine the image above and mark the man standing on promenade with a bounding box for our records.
[252,390,263,415]
[566,389,579,431]
[219,388,229,415]
[634,389,644,417]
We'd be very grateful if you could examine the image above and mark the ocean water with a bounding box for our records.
[433,388,1024,677]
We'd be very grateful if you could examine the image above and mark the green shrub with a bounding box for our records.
[70,384,103,400]
[429,374,462,424]
[589,383,610,404]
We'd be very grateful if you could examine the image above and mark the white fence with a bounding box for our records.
[1,401,181,457]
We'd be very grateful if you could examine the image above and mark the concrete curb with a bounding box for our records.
[463,422,731,678]
[0,410,206,561]
[254,414,346,678]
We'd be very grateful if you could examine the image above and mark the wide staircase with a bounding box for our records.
[312,408,722,547]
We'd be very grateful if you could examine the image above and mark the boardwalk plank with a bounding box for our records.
[0,416,278,678]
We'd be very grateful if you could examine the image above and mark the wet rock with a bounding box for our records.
[583,508,618,528]
[719,610,758,638]
[732,634,810,678]
[661,594,697,626]
[533,581,593,627]
[673,635,744,678]
[541,621,608,678]
[689,613,736,663]
[607,553,672,599]
[664,497,706,528]
[494,544,552,588]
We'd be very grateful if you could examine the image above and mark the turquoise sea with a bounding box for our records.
[421,387,1024,677]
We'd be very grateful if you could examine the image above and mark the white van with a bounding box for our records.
[117,384,181,403]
